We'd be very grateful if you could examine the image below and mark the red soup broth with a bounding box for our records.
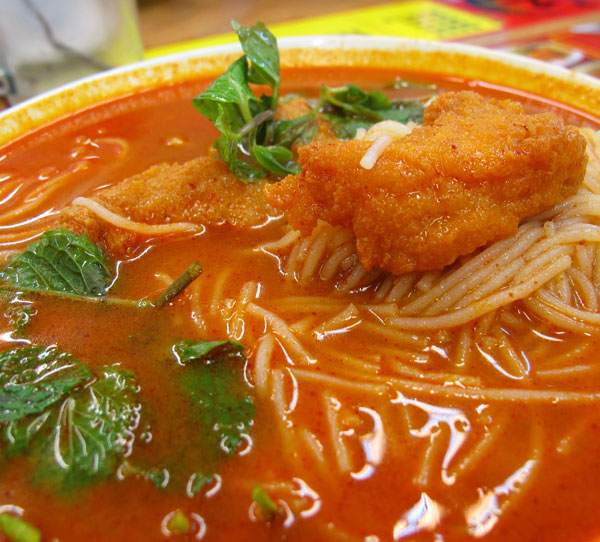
[0,67,599,542]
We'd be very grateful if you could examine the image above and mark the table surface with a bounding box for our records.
[137,0,373,50]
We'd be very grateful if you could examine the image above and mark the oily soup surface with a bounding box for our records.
[0,68,600,542]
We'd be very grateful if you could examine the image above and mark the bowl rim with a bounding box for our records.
[1,35,600,146]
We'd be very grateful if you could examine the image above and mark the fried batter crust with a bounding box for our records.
[264,91,588,274]
[60,156,277,258]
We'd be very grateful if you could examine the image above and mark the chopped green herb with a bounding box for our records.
[144,468,170,489]
[252,487,280,522]
[0,229,113,296]
[154,261,202,307]
[0,229,197,310]
[253,144,300,176]
[0,514,41,542]
[120,461,170,489]
[140,464,169,488]
[187,472,213,496]
[167,510,190,535]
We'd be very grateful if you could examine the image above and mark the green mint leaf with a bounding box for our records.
[272,114,318,148]
[0,229,113,296]
[231,21,280,106]
[364,89,393,110]
[252,145,301,176]
[173,339,254,456]
[0,514,41,542]
[193,22,287,182]
[144,467,170,489]
[0,346,92,424]
[324,116,373,140]
[3,409,53,456]
[37,367,140,490]
[318,84,425,139]
[0,346,141,491]
[173,339,244,364]
[193,57,272,184]
[322,85,382,121]
[381,101,424,124]
[5,302,34,336]
[215,136,267,183]
[193,57,258,126]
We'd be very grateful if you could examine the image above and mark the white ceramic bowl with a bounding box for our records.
[1,36,600,147]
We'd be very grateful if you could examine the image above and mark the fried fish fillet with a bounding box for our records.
[60,156,276,258]
[264,91,588,275]
[59,97,328,259]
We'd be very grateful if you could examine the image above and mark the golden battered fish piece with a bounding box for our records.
[61,156,277,259]
[264,91,587,275]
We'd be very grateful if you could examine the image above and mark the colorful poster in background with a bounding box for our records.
[145,1,503,57]
[452,0,600,75]
[145,0,600,79]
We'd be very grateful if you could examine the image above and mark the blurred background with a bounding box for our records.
[1,0,599,106]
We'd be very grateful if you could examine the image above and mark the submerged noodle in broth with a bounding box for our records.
[1,67,600,542]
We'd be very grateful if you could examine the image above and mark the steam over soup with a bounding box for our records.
[1,23,600,542]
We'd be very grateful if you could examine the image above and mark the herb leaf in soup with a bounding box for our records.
[4,301,35,336]
[173,339,254,456]
[0,346,91,424]
[37,367,140,490]
[231,20,280,107]
[193,20,427,182]
[193,21,298,182]
[0,347,141,491]
[173,339,244,362]
[187,472,213,496]
[320,84,425,139]
[193,55,266,183]
[119,460,171,489]
[272,113,319,148]
[253,144,301,176]
[194,57,259,127]
[0,229,113,296]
